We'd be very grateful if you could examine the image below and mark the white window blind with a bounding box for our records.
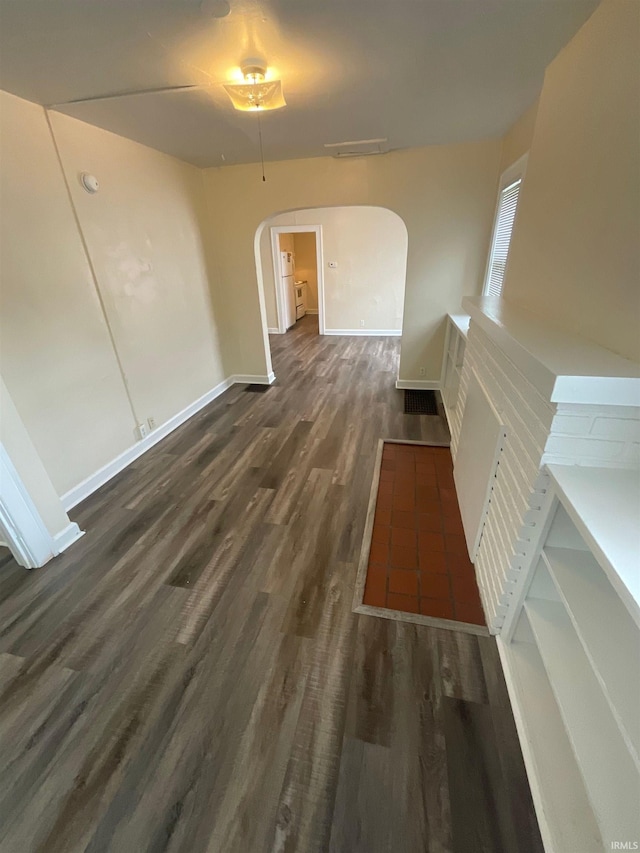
[484,178,522,298]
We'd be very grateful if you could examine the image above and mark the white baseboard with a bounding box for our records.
[232,372,276,385]
[53,521,85,554]
[267,327,280,334]
[395,379,441,390]
[61,376,235,511]
[324,329,402,337]
[305,309,319,315]
[61,374,280,511]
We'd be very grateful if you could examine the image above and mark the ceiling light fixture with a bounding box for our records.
[223,61,286,112]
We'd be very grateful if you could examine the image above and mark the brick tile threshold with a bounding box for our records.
[352,439,489,636]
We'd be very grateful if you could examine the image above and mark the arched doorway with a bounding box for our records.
[254,206,408,362]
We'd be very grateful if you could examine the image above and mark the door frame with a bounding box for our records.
[0,443,56,568]
[270,225,325,334]
[0,443,83,569]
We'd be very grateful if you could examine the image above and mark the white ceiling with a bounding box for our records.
[0,0,598,168]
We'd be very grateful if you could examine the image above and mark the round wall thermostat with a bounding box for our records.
[80,172,99,194]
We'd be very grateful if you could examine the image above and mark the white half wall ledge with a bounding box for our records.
[463,296,640,407]
[395,379,441,391]
[324,329,402,337]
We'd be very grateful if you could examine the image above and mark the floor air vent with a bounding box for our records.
[404,390,437,415]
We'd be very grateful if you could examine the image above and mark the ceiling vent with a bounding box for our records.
[323,138,388,158]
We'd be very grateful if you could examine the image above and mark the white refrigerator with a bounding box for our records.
[280,250,296,329]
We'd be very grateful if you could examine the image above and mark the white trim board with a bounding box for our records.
[53,522,85,553]
[232,372,276,385]
[325,329,402,337]
[395,379,440,390]
[305,309,319,315]
[267,327,280,335]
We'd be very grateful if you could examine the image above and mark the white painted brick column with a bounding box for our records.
[452,318,640,634]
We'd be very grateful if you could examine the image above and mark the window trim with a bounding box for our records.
[482,152,528,299]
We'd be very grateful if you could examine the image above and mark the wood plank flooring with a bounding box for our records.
[0,316,543,853]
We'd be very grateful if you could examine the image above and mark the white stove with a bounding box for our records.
[294,280,307,320]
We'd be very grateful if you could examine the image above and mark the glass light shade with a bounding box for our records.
[223,79,286,111]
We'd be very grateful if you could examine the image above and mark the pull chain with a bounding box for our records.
[257,110,266,181]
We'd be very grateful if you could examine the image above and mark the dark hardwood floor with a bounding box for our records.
[0,316,543,853]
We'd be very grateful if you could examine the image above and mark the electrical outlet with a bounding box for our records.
[419,367,426,376]
[360,319,365,327]
[136,423,148,441]
[148,416,156,430]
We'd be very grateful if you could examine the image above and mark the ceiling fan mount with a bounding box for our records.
[239,59,268,82]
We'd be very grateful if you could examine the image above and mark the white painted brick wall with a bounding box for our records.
[591,417,640,441]
[543,404,640,468]
[544,435,626,461]
[450,322,640,634]
[622,442,640,467]
[453,325,552,632]
[550,414,593,436]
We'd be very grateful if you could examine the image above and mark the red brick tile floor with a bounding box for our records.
[362,442,486,626]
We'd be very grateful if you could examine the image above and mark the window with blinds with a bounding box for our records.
[483,178,522,298]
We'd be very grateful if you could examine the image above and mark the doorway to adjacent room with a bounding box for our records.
[254,206,409,358]
[270,225,323,334]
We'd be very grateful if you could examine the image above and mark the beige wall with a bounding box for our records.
[503,0,640,362]
[49,111,227,434]
[279,233,295,254]
[0,91,226,496]
[293,232,318,312]
[261,207,407,333]
[205,140,501,381]
[499,99,539,175]
[0,92,136,495]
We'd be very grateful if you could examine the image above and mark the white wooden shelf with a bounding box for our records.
[546,464,640,623]
[499,465,640,852]
[441,314,469,427]
[542,546,640,765]
[498,635,603,853]
[525,596,640,846]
